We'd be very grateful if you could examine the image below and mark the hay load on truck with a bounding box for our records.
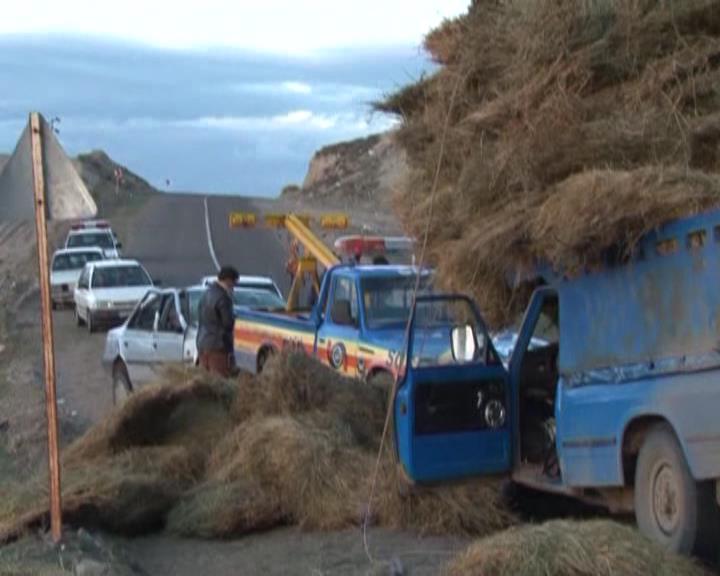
[393,208,720,557]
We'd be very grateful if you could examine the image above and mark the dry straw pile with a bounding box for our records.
[443,520,713,576]
[378,0,720,326]
[0,354,514,541]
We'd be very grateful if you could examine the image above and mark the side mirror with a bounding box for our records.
[154,278,163,286]
[331,299,354,326]
[115,241,123,250]
[451,324,477,363]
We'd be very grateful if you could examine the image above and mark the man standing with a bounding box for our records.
[197,266,238,377]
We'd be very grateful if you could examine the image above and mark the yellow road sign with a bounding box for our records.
[229,212,257,228]
[320,213,350,229]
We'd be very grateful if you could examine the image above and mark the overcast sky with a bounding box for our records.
[1,2,469,196]
[1,1,469,55]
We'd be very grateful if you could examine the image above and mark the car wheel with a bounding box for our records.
[634,423,718,556]
[112,362,132,407]
[86,310,95,333]
[75,305,85,327]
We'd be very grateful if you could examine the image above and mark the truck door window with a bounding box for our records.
[331,277,358,326]
[410,298,491,367]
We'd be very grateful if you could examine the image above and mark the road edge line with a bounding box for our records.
[203,196,221,271]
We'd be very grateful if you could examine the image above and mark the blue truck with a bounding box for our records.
[394,208,720,556]
[234,264,433,380]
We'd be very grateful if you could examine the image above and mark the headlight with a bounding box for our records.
[485,400,506,429]
[94,300,114,309]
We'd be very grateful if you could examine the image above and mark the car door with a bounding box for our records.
[394,295,512,483]
[121,291,163,386]
[154,293,186,367]
[316,274,361,376]
[74,266,91,318]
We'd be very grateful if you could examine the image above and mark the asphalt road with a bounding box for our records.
[118,193,290,293]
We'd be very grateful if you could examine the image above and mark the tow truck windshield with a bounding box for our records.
[362,275,432,329]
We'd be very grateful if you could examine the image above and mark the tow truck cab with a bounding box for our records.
[395,208,720,556]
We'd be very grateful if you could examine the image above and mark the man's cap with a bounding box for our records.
[218,266,240,282]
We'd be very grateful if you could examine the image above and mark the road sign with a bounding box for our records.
[229,212,257,228]
[320,213,350,229]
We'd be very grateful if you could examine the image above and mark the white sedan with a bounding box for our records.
[50,247,105,308]
[73,259,155,332]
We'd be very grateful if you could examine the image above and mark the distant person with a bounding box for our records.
[197,266,238,377]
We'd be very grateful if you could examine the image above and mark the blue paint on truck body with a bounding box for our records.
[395,207,720,501]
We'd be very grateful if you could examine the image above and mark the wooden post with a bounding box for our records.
[29,112,62,543]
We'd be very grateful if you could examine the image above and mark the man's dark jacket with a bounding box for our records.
[197,282,234,354]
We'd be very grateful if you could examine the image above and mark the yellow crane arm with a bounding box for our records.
[285,213,340,268]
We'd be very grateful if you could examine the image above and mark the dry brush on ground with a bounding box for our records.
[0,353,514,541]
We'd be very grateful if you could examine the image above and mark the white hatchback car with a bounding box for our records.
[65,227,122,259]
[74,259,155,332]
[50,247,105,308]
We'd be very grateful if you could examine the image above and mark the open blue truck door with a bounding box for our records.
[394,295,512,483]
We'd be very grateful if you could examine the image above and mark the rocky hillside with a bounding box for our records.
[282,132,408,210]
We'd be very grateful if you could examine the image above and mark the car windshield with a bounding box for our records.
[67,232,114,250]
[52,252,103,271]
[91,265,151,288]
[233,288,284,309]
[361,274,432,329]
[184,287,284,327]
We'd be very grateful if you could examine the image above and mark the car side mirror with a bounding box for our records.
[154,278,163,286]
[331,299,354,326]
[451,324,477,363]
[115,242,123,250]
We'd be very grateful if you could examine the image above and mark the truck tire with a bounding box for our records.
[368,370,394,388]
[112,362,132,406]
[257,347,278,374]
[634,423,718,556]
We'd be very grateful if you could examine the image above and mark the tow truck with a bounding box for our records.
[229,212,422,379]
[393,208,720,557]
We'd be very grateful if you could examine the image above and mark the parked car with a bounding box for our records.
[200,274,283,300]
[103,288,197,404]
[73,259,154,332]
[104,283,286,404]
[65,227,122,259]
[50,247,105,308]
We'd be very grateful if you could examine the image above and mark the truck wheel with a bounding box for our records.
[257,347,277,374]
[112,363,132,407]
[634,423,718,556]
[75,306,85,327]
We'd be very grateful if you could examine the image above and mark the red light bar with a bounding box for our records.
[334,236,387,257]
[70,219,109,230]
